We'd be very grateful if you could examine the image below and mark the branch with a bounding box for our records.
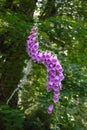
[6,59,32,105]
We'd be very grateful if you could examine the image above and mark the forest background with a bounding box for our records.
[0,0,87,130]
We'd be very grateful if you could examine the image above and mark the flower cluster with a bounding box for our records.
[26,27,64,114]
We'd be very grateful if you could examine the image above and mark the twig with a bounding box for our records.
[6,59,32,105]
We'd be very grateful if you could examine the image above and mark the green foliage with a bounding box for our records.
[0,105,24,130]
[24,108,53,130]
[18,1,87,130]
[18,61,87,130]
[0,0,33,105]
[0,0,87,130]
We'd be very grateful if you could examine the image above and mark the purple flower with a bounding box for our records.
[53,93,59,103]
[47,86,52,92]
[50,56,57,64]
[47,104,54,114]
[26,27,64,114]
[54,76,60,82]
[37,52,44,62]
[58,73,64,81]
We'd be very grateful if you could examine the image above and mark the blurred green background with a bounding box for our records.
[0,0,87,130]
